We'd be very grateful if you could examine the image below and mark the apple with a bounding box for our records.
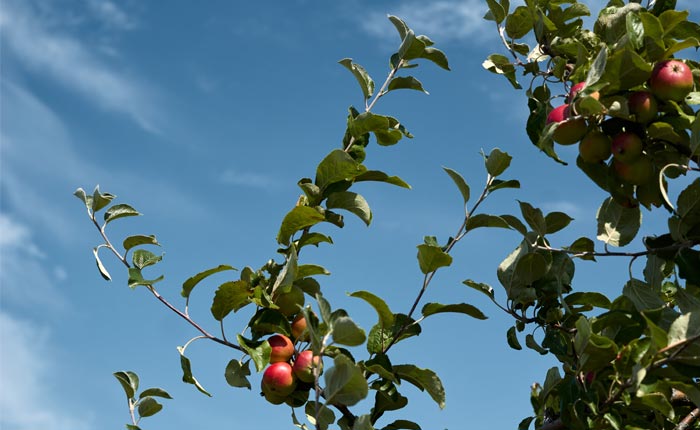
[291,313,308,341]
[274,286,305,316]
[578,130,612,163]
[611,132,643,163]
[261,362,297,398]
[567,82,587,102]
[546,104,588,145]
[292,350,322,383]
[649,60,694,101]
[268,334,294,363]
[627,91,658,123]
[613,157,655,185]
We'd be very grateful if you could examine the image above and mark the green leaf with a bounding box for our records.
[567,237,596,261]
[123,235,160,253]
[518,201,546,236]
[513,252,549,286]
[484,0,506,23]
[211,280,251,321]
[74,187,91,210]
[352,414,374,430]
[315,149,367,191]
[127,268,164,289]
[565,292,611,309]
[93,247,112,281]
[138,388,172,399]
[623,279,665,311]
[332,316,366,346]
[126,425,141,430]
[462,279,495,300]
[667,311,700,346]
[387,15,408,40]
[366,314,420,355]
[596,197,641,247]
[305,401,336,430]
[518,417,534,430]
[272,245,298,296]
[506,6,534,39]
[349,291,394,328]
[104,204,140,224]
[600,48,652,93]
[501,214,528,235]
[324,355,369,406]
[686,91,700,106]
[277,206,326,246]
[483,54,521,89]
[421,47,450,71]
[338,58,374,100]
[355,170,411,189]
[237,335,271,372]
[137,397,162,418]
[387,76,428,94]
[625,11,644,50]
[421,302,487,320]
[465,214,511,231]
[224,359,251,389]
[381,419,421,430]
[91,185,115,212]
[114,371,139,399]
[487,179,521,192]
[485,148,512,177]
[181,265,236,299]
[544,212,574,234]
[296,264,329,279]
[507,326,522,350]
[326,191,372,226]
[442,167,470,204]
[416,244,452,274]
[393,364,445,409]
[176,347,211,397]
[132,249,162,270]
[525,334,547,355]
[638,393,674,419]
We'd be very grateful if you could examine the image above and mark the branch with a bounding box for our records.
[674,408,700,430]
[535,239,699,260]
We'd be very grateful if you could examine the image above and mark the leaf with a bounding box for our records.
[544,212,573,234]
[93,247,111,281]
[596,197,641,247]
[387,15,409,40]
[387,76,428,94]
[305,401,336,430]
[272,245,298,296]
[355,170,411,189]
[176,346,211,397]
[138,388,173,399]
[638,393,674,419]
[211,281,251,321]
[137,397,162,418]
[114,371,139,399]
[567,237,596,261]
[326,191,372,226]
[507,326,522,350]
[393,364,445,409]
[338,58,374,100]
[485,148,512,177]
[484,0,506,23]
[667,311,700,346]
[332,316,366,346]
[366,314,421,355]
[123,235,160,253]
[323,355,369,406]
[625,11,644,50]
[352,414,374,430]
[525,334,548,355]
[466,214,511,231]
[104,204,140,224]
[483,54,521,89]
[181,265,236,299]
[442,167,470,204]
[126,425,142,430]
[349,291,394,328]
[91,185,115,212]
[462,279,495,300]
[132,249,162,270]
[416,244,453,274]
[224,359,251,389]
[127,268,164,289]
[487,179,521,192]
[236,335,271,372]
[518,201,546,236]
[623,279,665,311]
[506,6,534,39]
[277,206,326,246]
[315,149,367,191]
[297,264,329,279]
[74,187,90,210]
[382,419,421,430]
[564,292,611,309]
[421,47,450,71]
[421,302,487,320]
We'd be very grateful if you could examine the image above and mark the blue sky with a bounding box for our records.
[1,1,699,429]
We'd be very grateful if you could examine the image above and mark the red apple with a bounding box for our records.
[649,60,694,101]
[268,334,294,363]
[546,104,588,145]
[613,157,655,185]
[261,362,297,398]
[611,132,643,163]
[292,350,322,383]
[627,91,658,123]
[291,313,308,341]
[567,82,587,102]
[579,131,612,163]
[274,286,305,316]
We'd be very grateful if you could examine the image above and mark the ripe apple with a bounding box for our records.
[649,60,694,101]
[546,104,588,145]
[613,157,655,185]
[261,362,297,398]
[274,285,305,316]
[567,82,600,103]
[268,334,294,363]
[291,313,308,341]
[627,91,658,123]
[578,130,612,163]
[292,350,323,383]
[611,132,643,163]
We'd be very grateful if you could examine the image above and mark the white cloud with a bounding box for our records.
[0,311,93,430]
[361,0,492,43]
[220,168,281,190]
[541,200,585,219]
[0,0,160,133]
[87,0,136,30]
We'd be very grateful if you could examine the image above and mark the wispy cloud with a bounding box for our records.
[87,0,136,30]
[360,0,492,43]
[219,168,281,190]
[0,0,160,133]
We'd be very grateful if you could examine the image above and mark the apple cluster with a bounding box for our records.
[546,59,696,206]
[260,314,323,406]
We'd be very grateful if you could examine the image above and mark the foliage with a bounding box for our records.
[75,2,700,430]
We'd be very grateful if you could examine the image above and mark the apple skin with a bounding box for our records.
[546,104,588,145]
[613,157,655,185]
[291,313,308,341]
[268,334,294,363]
[567,82,600,103]
[261,362,297,397]
[611,132,643,163]
[627,91,658,123]
[274,286,305,316]
[292,350,322,383]
[579,131,612,163]
[649,60,694,102]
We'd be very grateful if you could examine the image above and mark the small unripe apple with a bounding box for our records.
[627,91,658,123]
[292,350,322,383]
[579,130,612,163]
[546,104,588,145]
[261,362,297,397]
[614,157,655,185]
[274,286,305,316]
[291,313,308,341]
[649,60,694,101]
[611,132,643,163]
[268,334,294,363]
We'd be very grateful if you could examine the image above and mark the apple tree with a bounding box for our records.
[75,1,700,429]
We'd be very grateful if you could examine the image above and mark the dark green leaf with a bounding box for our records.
[297,264,330,279]
[525,334,547,355]
[381,419,421,430]
[114,371,139,399]
[237,335,271,372]
[501,214,528,235]
[567,237,596,260]
[462,279,495,300]
[181,265,236,299]
[596,197,641,247]
[224,359,251,389]
[211,280,251,321]
[416,244,453,274]
[421,47,450,71]
[507,326,522,350]
[466,214,511,231]
[625,11,644,50]
[338,58,374,100]
[326,191,372,226]
[387,76,428,94]
[315,149,367,191]
[544,212,574,234]
[518,201,546,236]
[421,302,487,320]
[487,179,521,192]
[305,401,336,430]
[349,290,394,328]
[442,167,470,204]
[352,414,373,430]
[104,204,140,224]
[518,417,534,430]
[565,292,611,309]
[393,364,445,409]
[623,279,665,311]
[324,355,369,406]
[485,148,512,177]
[332,316,366,346]
[355,170,411,189]
[123,235,160,253]
[277,206,326,246]
[505,6,533,39]
[125,425,141,430]
[137,397,162,418]
[600,48,652,93]
[127,268,164,289]
[484,0,506,23]
[366,314,420,355]
[176,347,211,397]
[139,388,172,399]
